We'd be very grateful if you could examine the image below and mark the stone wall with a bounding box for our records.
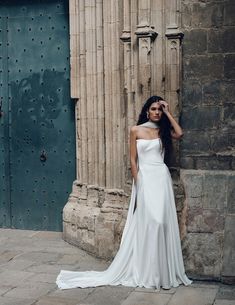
[181,0,234,169]
[64,0,185,259]
[63,0,235,283]
[181,170,234,282]
[180,0,235,282]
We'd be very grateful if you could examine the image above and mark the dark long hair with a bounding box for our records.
[137,96,173,166]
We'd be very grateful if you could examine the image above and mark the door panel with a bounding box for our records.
[0,0,75,231]
[0,16,11,227]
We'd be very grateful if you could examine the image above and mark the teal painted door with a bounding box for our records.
[0,0,75,231]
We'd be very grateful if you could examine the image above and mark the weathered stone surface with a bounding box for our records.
[182,79,202,106]
[0,286,13,297]
[210,132,230,152]
[181,170,234,210]
[121,291,171,305]
[184,54,224,79]
[182,232,223,277]
[223,104,235,127]
[195,155,232,170]
[16,251,61,264]
[0,270,35,286]
[181,170,235,279]
[214,300,235,305]
[174,180,185,212]
[181,106,221,130]
[81,286,133,305]
[181,0,234,177]
[0,296,35,305]
[0,259,34,272]
[181,131,211,152]
[34,296,79,305]
[181,171,203,207]
[63,183,129,259]
[27,272,57,284]
[208,28,235,53]
[191,2,224,28]
[203,173,227,209]
[221,81,235,103]
[187,208,224,233]
[1,228,234,304]
[222,215,235,277]
[223,0,235,26]
[183,30,207,55]
[3,283,56,300]
[0,250,21,264]
[227,175,235,213]
[168,286,218,305]
[180,156,195,169]
[49,286,95,301]
[216,285,235,300]
[202,80,223,105]
[224,54,235,79]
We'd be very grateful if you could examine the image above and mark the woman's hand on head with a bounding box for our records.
[159,100,169,113]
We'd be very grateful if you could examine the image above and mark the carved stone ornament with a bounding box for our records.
[135,22,158,41]
[120,30,131,43]
[165,28,184,41]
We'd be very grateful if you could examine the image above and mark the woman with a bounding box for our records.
[56,96,192,290]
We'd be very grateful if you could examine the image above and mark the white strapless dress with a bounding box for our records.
[56,138,192,289]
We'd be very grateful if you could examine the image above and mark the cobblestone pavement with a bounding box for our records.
[0,228,234,305]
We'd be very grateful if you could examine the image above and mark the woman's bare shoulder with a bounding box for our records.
[130,125,142,135]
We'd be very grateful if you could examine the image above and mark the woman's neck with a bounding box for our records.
[140,121,160,129]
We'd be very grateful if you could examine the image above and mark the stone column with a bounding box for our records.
[63,0,129,259]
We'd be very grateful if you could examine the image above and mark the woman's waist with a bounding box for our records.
[138,160,165,167]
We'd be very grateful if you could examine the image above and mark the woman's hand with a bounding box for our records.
[159,100,183,139]
[159,100,170,113]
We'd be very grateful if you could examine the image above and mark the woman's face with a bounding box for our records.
[147,102,163,122]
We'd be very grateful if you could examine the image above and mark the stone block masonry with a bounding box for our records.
[181,170,235,282]
[181,0,235,170]
[63,182,129,259]
[179,0,235,283]
[62,0,235,284]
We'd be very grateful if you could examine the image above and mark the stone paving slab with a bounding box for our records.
[216,285,235,300]
[34,295,80,305]
[0,250,22,263]
[0,286,13,296]
[0,228,234,305]
[214,301,235,305]
[48,287,95,301]
[0,258,35,272]
[27,272,58,284]
[17,251,61,263]
[0,270,35,286]
[167,286,218,305]
[80,286,133,305]
[3,282,56,300]
[0,296,35,305]
[121,291,172,305]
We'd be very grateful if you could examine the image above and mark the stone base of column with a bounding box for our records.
[62,181,129,259]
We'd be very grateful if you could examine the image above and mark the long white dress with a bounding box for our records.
[56,137,192,290]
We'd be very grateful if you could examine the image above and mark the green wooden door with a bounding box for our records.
[0,0,75,231]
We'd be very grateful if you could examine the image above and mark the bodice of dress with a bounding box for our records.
[137,138,164,165]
